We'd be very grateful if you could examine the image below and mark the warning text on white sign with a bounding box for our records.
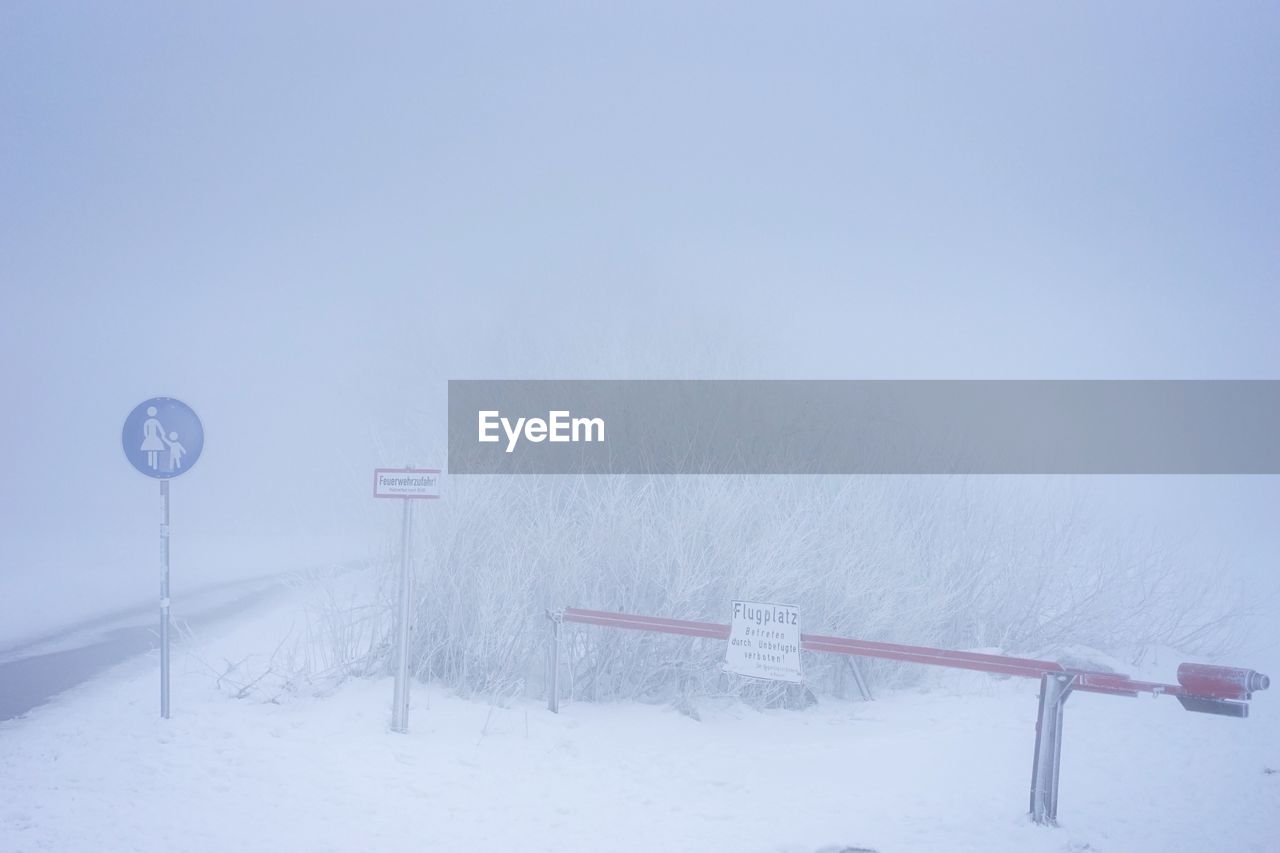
[723,600,803,683]
[374,468,442,499]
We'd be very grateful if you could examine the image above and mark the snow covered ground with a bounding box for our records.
[2,593,1277,853]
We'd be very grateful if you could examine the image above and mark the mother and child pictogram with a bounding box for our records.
[139,406,187,472]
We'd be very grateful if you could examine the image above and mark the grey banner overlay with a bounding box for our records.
[447,380,1280,474]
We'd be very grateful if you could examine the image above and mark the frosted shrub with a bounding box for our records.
[325,476,1245,705]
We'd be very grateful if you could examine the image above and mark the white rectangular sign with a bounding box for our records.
[723,600,803,683]
[374,468,442,499]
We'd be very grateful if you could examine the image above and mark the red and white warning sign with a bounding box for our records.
[373,468,442,499]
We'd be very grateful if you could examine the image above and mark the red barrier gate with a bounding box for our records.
[546,607,1270,825]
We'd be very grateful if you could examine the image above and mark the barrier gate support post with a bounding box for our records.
[845,657,874,701]
[1029,672,1076,825]
[547,610,562,713]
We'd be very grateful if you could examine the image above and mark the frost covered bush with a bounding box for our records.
[319,476,1245,705]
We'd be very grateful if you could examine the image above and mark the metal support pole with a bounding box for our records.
[546,609,562,713]
[1029,672,1075,825]
[845,657,874,701]
[159,479,171,719]
[391,498,413,733]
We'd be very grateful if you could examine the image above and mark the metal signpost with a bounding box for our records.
[122,397,204,720]
[374,467,441,733]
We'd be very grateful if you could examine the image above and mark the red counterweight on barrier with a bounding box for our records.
[1172,663,1271,717]
[1177,663,1270,698]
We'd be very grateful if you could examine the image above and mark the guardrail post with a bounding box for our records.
[846,657,874,701]
[1029,672,1075,825]
[546,609,563,713]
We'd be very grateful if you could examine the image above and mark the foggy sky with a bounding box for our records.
[2,4,1277,650]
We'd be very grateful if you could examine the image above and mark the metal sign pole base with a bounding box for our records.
[391,497,413,733]
[845,657,874,701]
[160,479,171,720]
[1029,672,1075,825]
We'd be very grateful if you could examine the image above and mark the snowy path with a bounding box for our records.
[0,576,293,721]
[2,599,1277,852]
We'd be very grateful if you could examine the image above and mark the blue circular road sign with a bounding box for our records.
[123,397,204,479]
